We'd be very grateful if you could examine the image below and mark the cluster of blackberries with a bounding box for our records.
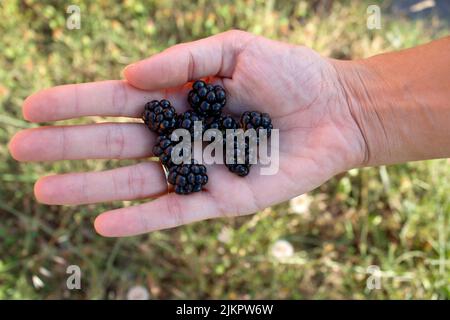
[142,80,273,195]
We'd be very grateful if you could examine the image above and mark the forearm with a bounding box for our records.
[333,36,450,166]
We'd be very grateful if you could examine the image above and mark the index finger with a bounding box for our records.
[23,80,188,122]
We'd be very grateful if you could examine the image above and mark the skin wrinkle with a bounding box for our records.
[353,65,391,162]
[127,164,137,199]
[80,172,90,204]
[165,194,185,228]
[281,47,302,100]
[133,163,147,199]
[186,46,196,83]
[116,124,126,159]
[233,31,257,61]
[319,89,362,168]
[364,72,408,164]
[330,61,371,166]
[276,61,340,133]
[136,204,150,234]
[218,38,226,76]
[377,69,440,161]
[110,169,119,200]
[73,84,80,118]
[347,37,450,165]
[112,81,128,117]
[105,126,111,159]
[132,164,148,199]
[60,126,67,160]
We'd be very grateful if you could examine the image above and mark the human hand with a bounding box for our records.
[9,30,366,236]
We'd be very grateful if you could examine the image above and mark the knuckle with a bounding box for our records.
[166,194,184,227]
[112,81,128,116]
[105,125,126,158]
[126,164,147,199]
[78,172,90,203]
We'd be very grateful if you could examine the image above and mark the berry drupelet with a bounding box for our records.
[240,111,273,137]
[188,80,226,117]
[168,162,209,195]
[142,99,177,134]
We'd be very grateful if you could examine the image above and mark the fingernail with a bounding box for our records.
[122,63,136,77]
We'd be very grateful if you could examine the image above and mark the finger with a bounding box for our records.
[34,162,166,205]
[9,123,154,162]
[23,80,189,122]
[123,30,255,90]
[94,192,221,237]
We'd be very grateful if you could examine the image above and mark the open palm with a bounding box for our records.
[9,30,365,236]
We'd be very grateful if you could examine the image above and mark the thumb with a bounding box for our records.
[123,30,254,90]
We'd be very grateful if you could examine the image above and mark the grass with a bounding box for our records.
[0,0,449,299]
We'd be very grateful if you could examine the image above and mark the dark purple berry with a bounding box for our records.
[176,110,205,140]
[240,111,273,137]
[152,135,175,167]
[168,162,208,195]
[142,99,177,134]
[188,80,226,117]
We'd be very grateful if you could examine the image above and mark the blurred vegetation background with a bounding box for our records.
[0,0,449,299]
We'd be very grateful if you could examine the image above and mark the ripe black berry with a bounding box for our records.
[177,110,205,140]
[142,99,177,134]
[227,163,251,177]
[168,162,208,194]
[205,114,238,130]
[152,135,175,167]
[240,111,273,137]
[188,80,226,117]
[225,139,254,177]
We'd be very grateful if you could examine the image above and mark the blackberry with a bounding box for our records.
[205,115,239,140]
[177,110,205,140]
[142,99,177,134]
[240,111,273,137]
[224,139,254,177]
[168,162,208,195]
[188,80,226,117]
[220,115,239,131]
[152,135,175,167]
[205,114,237,129]
[227,163,251,177]
[204,116,221,131]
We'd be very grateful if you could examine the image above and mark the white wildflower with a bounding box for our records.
[218,227,233,244]
[289,194,312,215]
[270,239,294,260]
[32,275,44,289]
[126,285,150,300]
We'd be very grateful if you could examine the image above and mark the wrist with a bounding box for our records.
[330,57,410,167]
[331,38,450,167]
